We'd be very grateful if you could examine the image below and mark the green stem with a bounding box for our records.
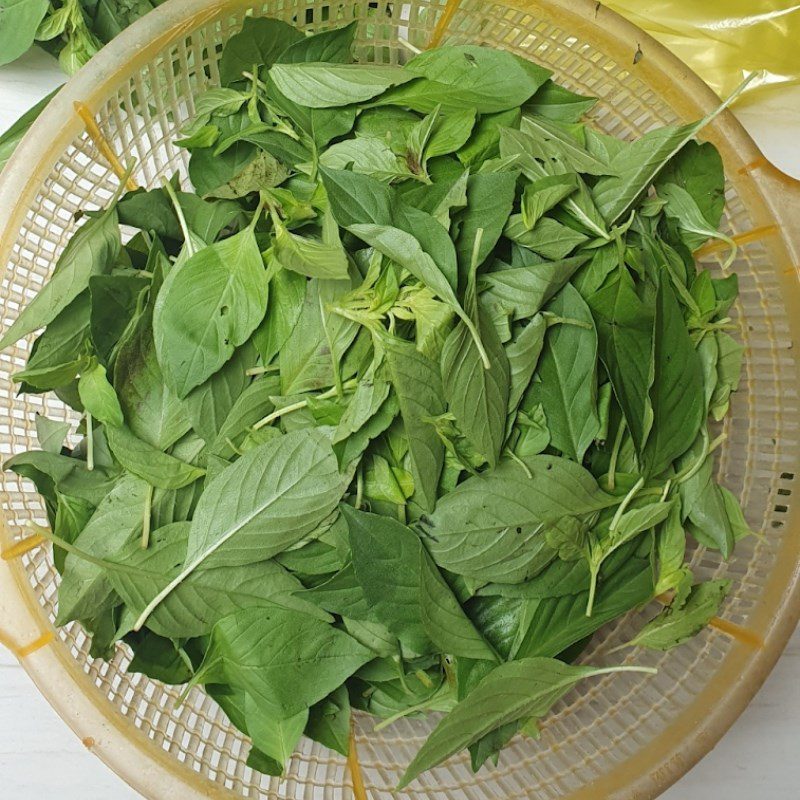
[85,412,94,472]
[245,364,279,376]
[459,310,491,370]
[320,295,344,400]
[252,379,358,430]
[162,178,196,256]
[505,448,532,479]
[609,476,645,534]
[585,560,600,617]
[141,484,153,549]
[606,418,626,491]
[355,463,364,510]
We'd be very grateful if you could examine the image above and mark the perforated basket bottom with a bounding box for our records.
[0,1,798,799]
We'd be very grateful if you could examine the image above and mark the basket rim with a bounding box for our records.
[0,1,799,798]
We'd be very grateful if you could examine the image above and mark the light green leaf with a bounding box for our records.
[153,227,268,398]
[269,62,412,108]
[419,548,497,661]
[106,424,205,490]
[78,361,124,428]
[0,205,120,349]
[528,284,599,462]
[399,657,650,787]
[626,579,731,651]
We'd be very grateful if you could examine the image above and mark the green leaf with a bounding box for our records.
[642,271,705,476]
[524,81,596,122]
[499,126,608,238]
[319,137,408,180]
[153,227,268,398]
[587,267,653,453]
[398,657,648,787]
[479,254,589,321]
[245,695,307,773]
[209,374,281,458]
[273,211,349,280]
[0,204,120,349]
[114,253,190,450]
[88,273,146,364]
[252,266,305,366]
[56,474,149,624]
[419,548,497,661]
[421,454,614,581]
[528,284,599,462]
[505,215,588,260]
[35,414,71,454]
[0,0,49,66]
[626,579,731,651]
[441,304,509,468]
[454,172,517,281]
[659,183,736,262]
[269,62,413,108]
[592,92,743,225]
[106,424,205,489]
[177,428,344,571]
[218,17,304,85]
[457,108,520,167]
[344,505,434,655]
[306,685,351,756]
[277,22,356,64]
[383,336,446,512]
[78,360,124,428]
[195,605,371,716]
[520,173,578,230]
[655,140,725,230]
[183,341,256,444]
[520,115,614,176]
[278,278,358,395]
[107,523,324,638]
[380,46,550,114]
[505,315,546,422]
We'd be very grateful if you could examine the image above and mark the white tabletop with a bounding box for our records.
[1,47,798,800]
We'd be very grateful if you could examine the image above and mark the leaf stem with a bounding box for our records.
[609,476,645,535]
[85,412,94,472]
[459,310,491,370]
[162,178,196,257]
[141,484,153,549]
[606,418,626,490]
[245,364,279,376]
[252,380,358,430]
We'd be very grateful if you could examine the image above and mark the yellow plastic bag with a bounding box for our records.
[605,0,800,104]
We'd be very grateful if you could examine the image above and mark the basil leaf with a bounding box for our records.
[344,505,434,654]
[419,548,498,661]
[587,267,653,453]
[0,204,120,349]
[399,657,648,786]
[153,227,268,398]
[528,284,599,462]
[269,63,413,108]
[106,423,205,489]
[626,579,731,651]
[194,605,371,716]
[642,271,705,476]
[382,336,446,512]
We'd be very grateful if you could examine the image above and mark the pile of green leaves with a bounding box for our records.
[1,17,750,786]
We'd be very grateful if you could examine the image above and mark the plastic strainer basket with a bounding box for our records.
[1,0,799,798]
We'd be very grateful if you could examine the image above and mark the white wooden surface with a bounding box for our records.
[1,47,799,800]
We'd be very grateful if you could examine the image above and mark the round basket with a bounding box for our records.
[1,1,799,798]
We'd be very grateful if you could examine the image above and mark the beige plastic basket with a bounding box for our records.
[1,0,799,798]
